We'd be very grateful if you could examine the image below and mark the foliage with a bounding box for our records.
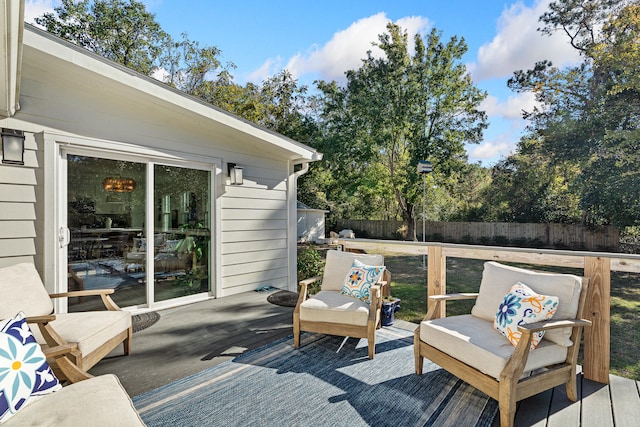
[314,24,487,238]
[36,0,235,101]
[505,0,640,227]
[36,0,168,75]
[297,245,325,281]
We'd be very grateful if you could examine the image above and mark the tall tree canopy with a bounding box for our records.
[506,0,640,227]
[314,24,487,239]
[36,0,167,75]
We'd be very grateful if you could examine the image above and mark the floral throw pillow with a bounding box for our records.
[494,282,559,350]
[341,259,385,305]
[0,312,62,422]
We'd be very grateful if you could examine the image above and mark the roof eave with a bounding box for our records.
[22,24,321,161]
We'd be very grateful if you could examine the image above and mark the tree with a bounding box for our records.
[35,0,235,102]
[507,0,640,227]
[316,24,487,239]
[36,0,168,75]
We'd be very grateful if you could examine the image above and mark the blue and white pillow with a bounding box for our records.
[0,312,62,422]
[341,260,385,305]
[494,282,559,350]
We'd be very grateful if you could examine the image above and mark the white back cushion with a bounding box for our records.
[471,261,583,346]
[0,263,54,319]
[321,250,384,292]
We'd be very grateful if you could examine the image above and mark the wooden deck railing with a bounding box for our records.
[337,238,640,384]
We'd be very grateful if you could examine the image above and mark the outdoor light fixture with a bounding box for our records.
[102,176,137,192]
[228,163,244,185]
[1,128,25,165]
[417,160,433,270]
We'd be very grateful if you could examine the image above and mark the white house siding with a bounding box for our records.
[0,22,319,305]
[220,162,290,296]
[0,130,39,270]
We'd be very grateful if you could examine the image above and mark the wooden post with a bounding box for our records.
[583,256,611,384]
[427,246,446,318]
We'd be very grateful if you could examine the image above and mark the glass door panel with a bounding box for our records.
[153,165,211,302]
[67,155,146,311]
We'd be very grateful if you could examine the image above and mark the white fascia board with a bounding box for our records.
[22,25,321,162]
[0,0,24,118]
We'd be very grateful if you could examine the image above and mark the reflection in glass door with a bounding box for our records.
[67,155,147,311]
[66,154,212,310]
[153,165,211,302]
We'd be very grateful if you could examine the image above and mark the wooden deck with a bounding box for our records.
[505,370,640,426]
[92,292,640,426]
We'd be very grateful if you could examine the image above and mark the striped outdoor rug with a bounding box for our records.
[132,327,498,426]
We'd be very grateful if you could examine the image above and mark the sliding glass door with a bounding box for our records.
[65,153,211,311]
[153,165,210,302]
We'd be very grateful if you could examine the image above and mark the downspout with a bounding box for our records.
[287,160,310,291]
[1,0,25,118]
[294,161,310,179]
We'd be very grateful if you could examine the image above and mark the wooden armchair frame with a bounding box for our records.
[45,288,132,372]
[28,315,93,384]
[414,280,591,427]
[294,269,391,359]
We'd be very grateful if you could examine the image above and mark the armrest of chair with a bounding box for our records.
[42,343,93,384]
[50,289,122,311]
[26,315,69,348]
[517,318,592,334]
[429,293,479,302]
[295,276,322,312]
[369,285,381,323]
[298,275,322,287]
[501,318,593,383]
[422,293,479,321]
[378,269,392,297]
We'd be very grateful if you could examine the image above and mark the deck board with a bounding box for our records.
[609,375,640,426]
[513,388,551,426]
[581,376,614,427]
[546,380,581,427]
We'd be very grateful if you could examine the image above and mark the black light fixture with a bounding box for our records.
[227,163,244,185]
[1,128,25,165]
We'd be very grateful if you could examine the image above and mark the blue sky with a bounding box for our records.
[25,0,581,165]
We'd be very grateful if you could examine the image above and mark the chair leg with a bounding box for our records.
[498,381,517,427]
[367,321,376,359]
[565,366,578,401]
[413,328,423,375]
[123,327,132,356]
[293,314,300,348]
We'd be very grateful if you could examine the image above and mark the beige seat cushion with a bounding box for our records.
[2,374,145,426]
[321,250,384,292]
[471,261,583,346]
[31,311,131,356]
[420,314,568,380]
[300,291,370,326]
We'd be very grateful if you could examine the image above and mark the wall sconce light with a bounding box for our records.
[1,128,25,165]
[228,163,244,185]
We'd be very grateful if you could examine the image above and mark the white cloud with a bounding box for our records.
[470,0,581,81]
[468,134,516,162]
[245,57,283,85]
[481,91,538,121]
[250,12,431,84]
[24,0,57,24]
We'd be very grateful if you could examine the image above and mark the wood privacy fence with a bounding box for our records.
[334,219,620,252]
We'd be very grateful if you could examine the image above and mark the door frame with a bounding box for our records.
[44,131,222,313]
